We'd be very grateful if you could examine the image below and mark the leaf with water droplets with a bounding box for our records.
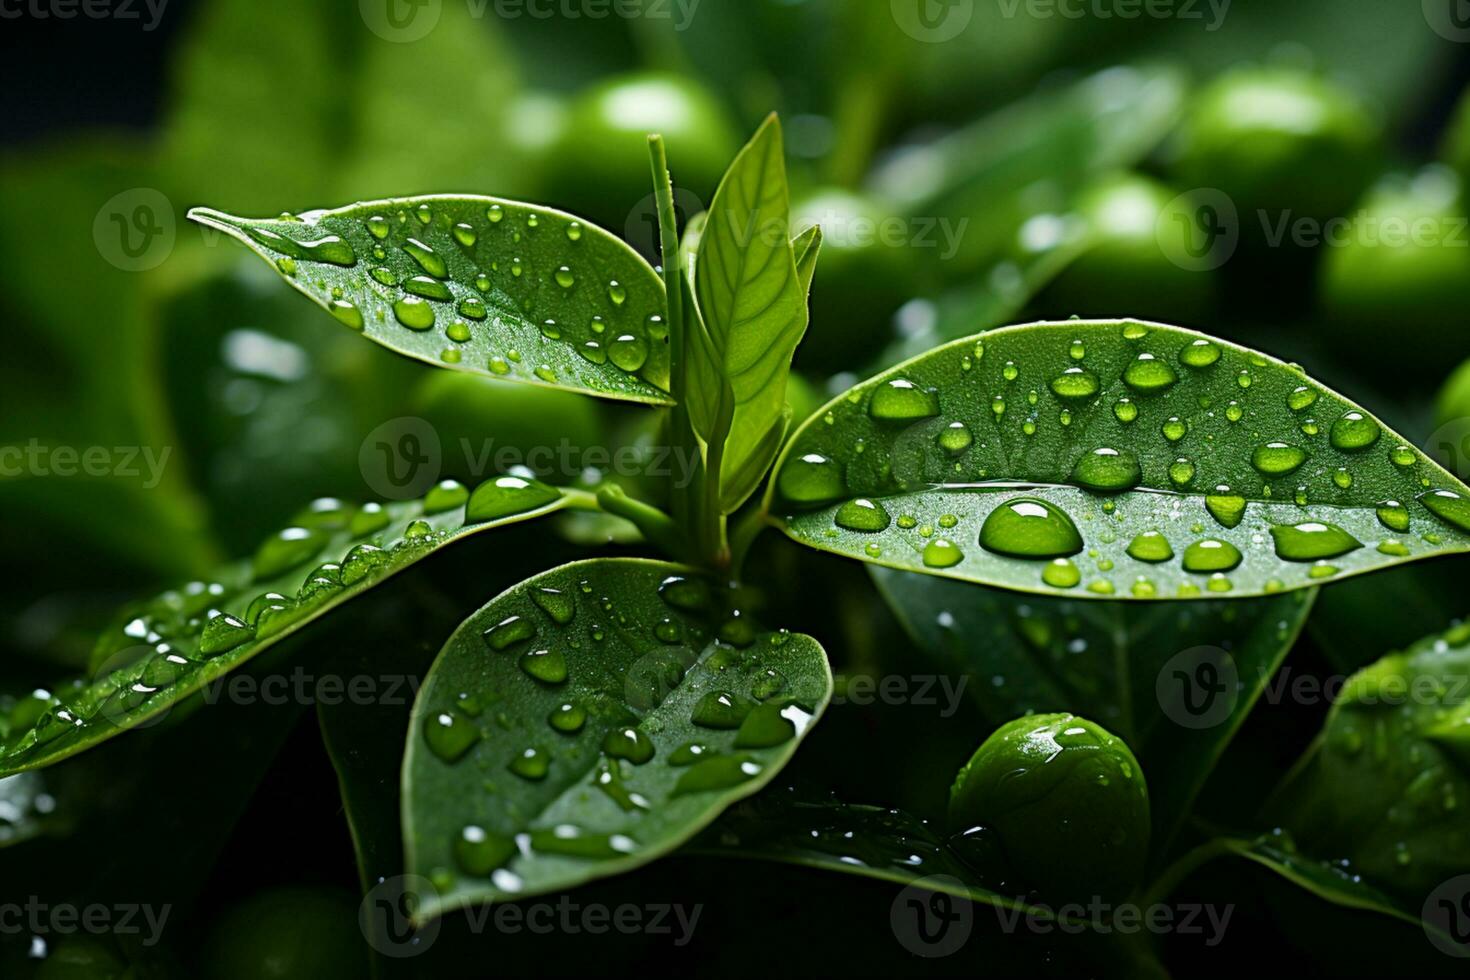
[871,567,1314,847]
[402,558,830,919]
[188,197,672,405]
[0,478,570,777]
[688,116,813,512]
[1267,620,1470,907]
[769,319,1470,600]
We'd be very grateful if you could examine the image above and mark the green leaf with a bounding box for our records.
[871,567,1314,847]
[1218,834,1423,929]
[768,318,1470,600]
[690,116,810,509]
[402,557,831,920]
[792,224,823,297]
[0,476,571,777]
[1268,620,1470,904]
[188,198,673,405]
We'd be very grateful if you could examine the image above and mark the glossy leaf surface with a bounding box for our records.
[190,197,672,404]
[0,477,569,776]
[403,558,830,920]
[771,319,1470,600]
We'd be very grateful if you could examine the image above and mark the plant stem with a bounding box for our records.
[595,484,684,558]
[648,134,699,550]
[729,504,771,581]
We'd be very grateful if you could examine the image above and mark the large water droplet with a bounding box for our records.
[519,648,567,684]
[455,825,514,875]
[835,498,891,532]
[922,538,964,568]
[690,691,754,729]
[1330,412,1380,452]
[1251,442,1307,476]
[199,613,254,656]
[393,296,435,331]
[1041,558,1080,589]
[423,479,469,514]
[424,710,480,762]
[602,726,654,764]
[1049,368,1100,401]
[1069,447,1140,494]
[508,746,549,781]
[1419,489,1470,533]
[869,378,940,422]
[777,453,844,507]
[1270,522,1363,561]
[672,754,764,796]
[1122,353,1177,393]
[979,498,1084,559]
[1205,490,1247,529]
[402,238,447,278]
[466,475,561,523]
[1182,539,1242,573]
[483,615,535,651]
[252,526,325,580]
[1126,531,1174,563]
[531,587,575,625]
[1179,339,1221,368]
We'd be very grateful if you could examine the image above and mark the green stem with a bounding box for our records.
[700,393,734,570]
[595,485,684,558]
[729,505,771,581]
[648,135,698,547]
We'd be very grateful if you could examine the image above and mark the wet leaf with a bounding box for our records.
[189,198,672,405]
[1268,620,1470,904]
[402,558,830,919]
[769,318,1470,600]
[871,567,1315,848]
[0,477,570,777]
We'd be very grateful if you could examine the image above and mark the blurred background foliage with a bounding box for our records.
[3,0,1470,975]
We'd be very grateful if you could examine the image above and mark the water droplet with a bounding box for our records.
[466,474,561,523]
[252,526,325,580]
[393,296,435,331]
[1122,323,1149,340]
[519,648,567,685]
[341,544,388,586]
[508,746,549,781]
[487,205,504,223]
[1252,442,1308,477]
[1041,558,1081,588]
[1419,489,1470,533]
[1068,339,1086,360]
[669,742,710,765]
[1050,367,1100,401]
[1270,522,1362,561]
[1376,500,1411,532]
[1377,540,1411,557]
[1205,490,1247,529]
[423,479,469,514]
[555,265,575,288]
[1113,398,1138,423]
[1287,386,1318,412]
[603,726,654,764]
[1161,417,1187,442]
[1127,531,1174,563]
[366,215,390,239]
[835,498,891,532]
[199,613,254,656]
[530,587,575,625]
[607,280,626,306]
[1330,412,1380,451]
[777,453,844,507]
[691,691,753,729]
[1179,339,1221,368]
[1122,353,1178,393]
[455,825,514,875]
[979,498,1084,559]
[1168,458,1196,486]
[483,615,535,651]
[609,333,648,373]
[328,299,363,330]
[869,378,940,422]
[457,298,487,321]
[1182,539,1243,573]
[1225,401,1244,423]
[922,538,964,568]
[424,710,479,762]
[937,421,972,455]
[751,669,786,701]
[401,238,447,278]
[452,223,477,247]
[566,221,583,241]
[1070,448,1140,494]
[415,204,433,225]
[1332,467,1352,489]
[548,701,586,733]
[733,701,800,748]
[371,266,397,287]
[672,754,764,796]
[350,502,391,536]
[658,575,711,612]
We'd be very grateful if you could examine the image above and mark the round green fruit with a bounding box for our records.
[1173,67,1379,220]
[948,713,1150,902]
[1320,168,1470,368]
[545,73,739,226]
[1040,174,1214,323]
[200,887,364,980]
